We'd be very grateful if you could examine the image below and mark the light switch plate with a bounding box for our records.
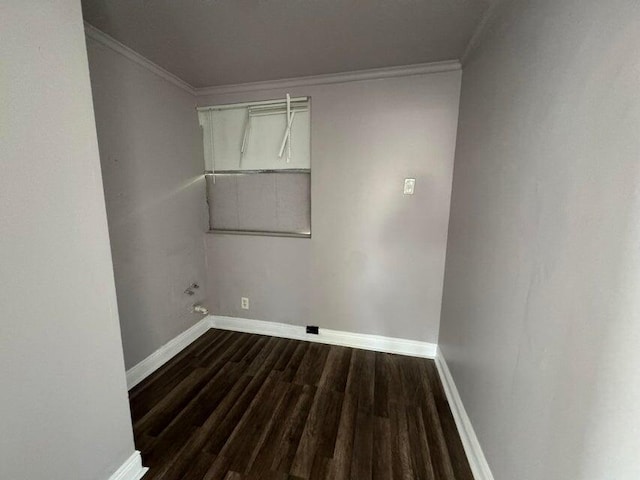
[403,178,416,195]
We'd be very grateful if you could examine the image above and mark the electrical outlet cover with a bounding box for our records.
[403,178,416,195]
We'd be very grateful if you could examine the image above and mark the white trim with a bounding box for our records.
[195,60,461,97]
[208,315,437,358]
[125,317,210,390]
[125,315,436,391]
[107,451,148,480]
[435,347,494,480]
[84,22,196,95]
[81,25,460,97]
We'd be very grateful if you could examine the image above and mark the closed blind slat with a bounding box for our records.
[207,172,310,235]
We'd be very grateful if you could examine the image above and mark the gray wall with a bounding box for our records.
[0,1,136,479]
[86,37,208,369]
[439,0,640,478]
[199,71,461,343]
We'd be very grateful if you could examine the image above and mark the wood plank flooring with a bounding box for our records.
[129,329,474,480]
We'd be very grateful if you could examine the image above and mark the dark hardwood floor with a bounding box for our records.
[129,329,474,480]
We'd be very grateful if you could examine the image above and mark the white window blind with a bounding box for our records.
[197,96,311,237]
[198,96,310,172]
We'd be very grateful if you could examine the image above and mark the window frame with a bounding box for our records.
[198,96,312,238]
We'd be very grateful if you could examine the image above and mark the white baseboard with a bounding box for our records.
[208,315,437,358]
[435,347,494,480]
[108,451,148,480]
[122,315,486,480]
[125,314,435,392]
[126,317,210,390]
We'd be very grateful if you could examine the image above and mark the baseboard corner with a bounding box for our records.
[107,451,148,480]
[435,347,494,480]
[125,316,211,390]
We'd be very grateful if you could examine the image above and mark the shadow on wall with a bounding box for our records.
[87,37,208,369]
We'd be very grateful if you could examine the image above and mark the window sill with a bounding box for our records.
[207,229,311,239]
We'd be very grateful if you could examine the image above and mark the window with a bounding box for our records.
[198,95,311,237]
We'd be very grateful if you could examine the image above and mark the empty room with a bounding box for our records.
[2,1,640,479]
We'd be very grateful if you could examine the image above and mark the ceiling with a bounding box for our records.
[81,0,490,88]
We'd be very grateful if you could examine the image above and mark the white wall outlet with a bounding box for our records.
[241,297,249,310]
[403,178,416,195]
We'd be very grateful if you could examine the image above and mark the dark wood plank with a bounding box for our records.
[293,343,330,387]
[223,472,243,480]
[134,367,206,435]
[329,390,357,480]
[308,454,333,480]
[280,342,310,383]
[425,361,475,480]
[350,410,373,480]
[273,339,299,371]
[245,337,289,377]
[372,416,392,480]
[417,361,457,480]
[161,374,254,479]
[235,335,269,364]
[223,373,290,474]
[177,451,215,480]
[406,406,435,480]
[350,350,375,480]
[373,353,390,418]
[129,329,222,401]
[140,361,245,476]
[317,345,352,393]
[390,402,415,480]
[203,369,277,455]
[270,384,316,473]
[203,454,233,480]
[129,329,474,480]
[246,383,306,475]
[315,389,343,459]
[328,350,359,480]
[290,387,341,478]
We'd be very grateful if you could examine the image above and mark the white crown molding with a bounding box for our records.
[82,24,460,98]
[107,451,148,480]
[195,60,461,97]
[83,22,196,95]
[209,315,437,358]
[125,317,210,390]
[435,347,495,480]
